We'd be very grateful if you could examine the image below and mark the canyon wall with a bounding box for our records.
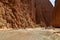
[50,0,60,27]
[0,0,53,29]
[35,0,53,27]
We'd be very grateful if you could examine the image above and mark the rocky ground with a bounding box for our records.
[0,28,60,40]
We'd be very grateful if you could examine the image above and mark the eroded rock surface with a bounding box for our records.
[0,0,36,29]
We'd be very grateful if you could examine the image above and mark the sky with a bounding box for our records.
[49,0,55,6]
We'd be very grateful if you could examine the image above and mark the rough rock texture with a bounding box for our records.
[0,0,36,29]
[0,0,54,29]
[35,0,53,27]
[50,0,60,27]
[0,28,60,40]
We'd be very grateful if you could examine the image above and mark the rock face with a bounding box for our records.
[0,0,36,29]
[50,0,60,27]
[0,0,53,29]
[35,0,53,27]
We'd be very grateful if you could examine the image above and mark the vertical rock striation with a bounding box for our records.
[35,0,53,27]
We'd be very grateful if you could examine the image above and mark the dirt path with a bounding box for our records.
[0,28,60,40]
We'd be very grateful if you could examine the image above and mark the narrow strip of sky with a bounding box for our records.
[49,0,55,6]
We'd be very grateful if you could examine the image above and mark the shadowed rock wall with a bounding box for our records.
[35,0,53,27]
[50,0,60,27]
